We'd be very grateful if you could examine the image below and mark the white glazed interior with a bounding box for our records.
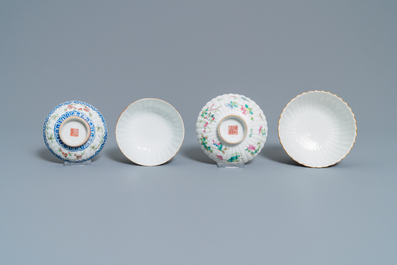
[116,98,184,166]
[278,91,357,168]
[59,117,90,147]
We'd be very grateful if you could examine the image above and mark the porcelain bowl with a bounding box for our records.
[196,93,268,166]
[43,101,107,162]
[116,98,184,166]
[278,91,357,168]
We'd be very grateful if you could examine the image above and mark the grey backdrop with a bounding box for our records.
[1,1,396,264]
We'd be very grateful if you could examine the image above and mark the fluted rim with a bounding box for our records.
[278,90,357,168]
[196,93,268,165]
[115,98,185,166]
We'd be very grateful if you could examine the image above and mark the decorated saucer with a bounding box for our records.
[278,91,357,168]
[115,98,185,166]
[196,94,268,166]
[43,101,107,163]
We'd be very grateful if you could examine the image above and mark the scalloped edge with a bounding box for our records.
[43,100,108,163]
[195,93,268,165]
[278,90,357,168]
[115,98,185,166]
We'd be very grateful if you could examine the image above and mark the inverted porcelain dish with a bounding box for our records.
[116,98,185,166]
[43,101,107,162]
[278,91,357,168]
[196,94,268,166]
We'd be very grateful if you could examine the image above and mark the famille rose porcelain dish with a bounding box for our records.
[116,98,185,166]
[196,94,268,166]
[278,91,357,168]
[43,101,107,163]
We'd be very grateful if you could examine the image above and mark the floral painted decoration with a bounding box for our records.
[196,93,268,166]
[198,104,221,133]
[43,101,107,163]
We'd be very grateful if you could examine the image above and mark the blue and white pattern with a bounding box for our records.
[54,110,95,152]
[43,101,107,163]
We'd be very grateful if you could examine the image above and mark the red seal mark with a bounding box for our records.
[70,128,79,137]
[228,125,238,135]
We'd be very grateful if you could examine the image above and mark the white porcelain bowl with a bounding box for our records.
[116,98,185,166]
[196,94,268,166]
[278,91,357,168]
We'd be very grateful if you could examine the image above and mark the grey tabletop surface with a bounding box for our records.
[1,1,396,264]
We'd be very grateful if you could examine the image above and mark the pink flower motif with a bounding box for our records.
[241,106,247,115]
[248,145,256,151]
[216,155,223,160]
[259,126,262,134]
[204,121,208,127]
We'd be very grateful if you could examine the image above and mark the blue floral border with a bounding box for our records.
[54,110,96,152]
[43,101,108,163]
